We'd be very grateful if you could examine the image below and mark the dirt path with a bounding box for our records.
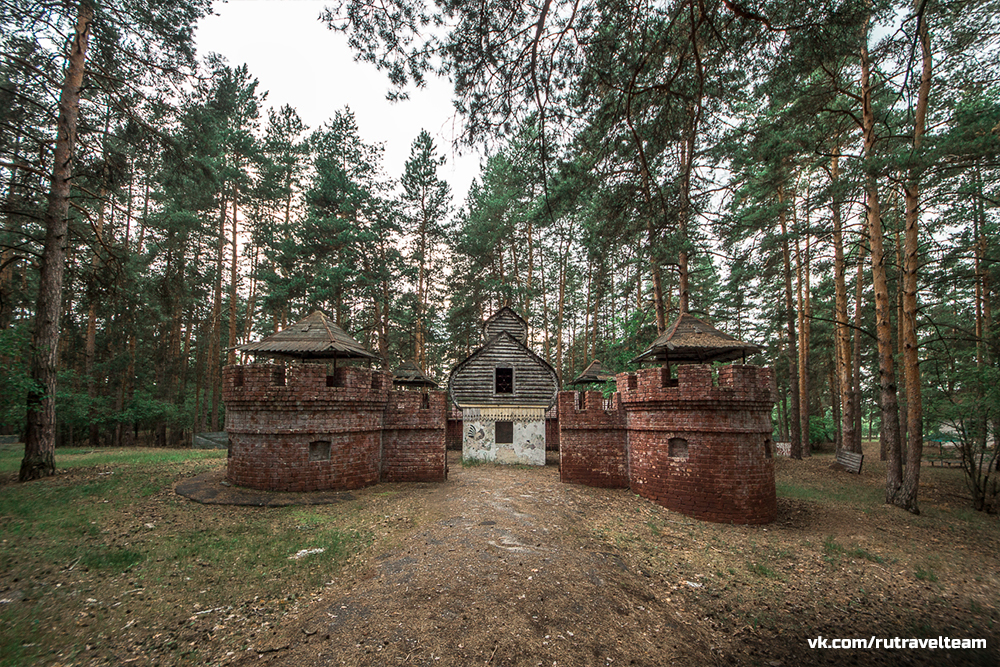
[234,456,714,667]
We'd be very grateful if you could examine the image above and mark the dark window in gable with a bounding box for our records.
[495,367,514,394]
[495,420,514,444]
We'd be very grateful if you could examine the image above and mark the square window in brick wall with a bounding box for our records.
[309,440,331,461]
[669,437,689,459]
[496,420,514,444]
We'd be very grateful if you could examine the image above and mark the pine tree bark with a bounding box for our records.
[21,2,93,481]
[830,150,858,454]
[853,243,866,454]
[892,0,932,513]
[779,186,802,459]
[860,32,903,498]
[227,187,239,365]
[85,171,107,448]
[795,212,811,456]
[677,100,698,316]
[210,197,226,431]
[556,243,566,383]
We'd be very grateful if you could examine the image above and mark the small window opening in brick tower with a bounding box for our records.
[234,367,244,387]
[495,420,514,444]
[309,440,331,462]
[668,437,689,459]
[421,392,430,410]
[495,367,514,394]
[326,374,338,387]
[763,436,773,458]
[272,366,286,386]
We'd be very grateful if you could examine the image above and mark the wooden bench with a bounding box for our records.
[836,449,864,474]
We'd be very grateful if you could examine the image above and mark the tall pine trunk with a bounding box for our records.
[795,207,811,457]
[891,0,932,513]
[227,187,239,365]
[210,197,226,431]
[860,33,903,497]
[779,186,802,459]
[831,150,858,454]
[853,243,866,454]
[22,2,92,480]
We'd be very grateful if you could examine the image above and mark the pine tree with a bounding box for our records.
[399,129,450,370]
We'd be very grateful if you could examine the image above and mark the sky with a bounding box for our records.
[195,0,481,205]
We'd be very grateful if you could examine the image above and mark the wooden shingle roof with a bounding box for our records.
[236,311,377,360]
[483,306,528,344]
[393,360,439,388]
[570,360,615,386]
[630,313,760,365]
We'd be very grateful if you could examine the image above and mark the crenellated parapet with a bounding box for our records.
[616,364,775,409]
[223,364,390,411]
[559,363,777,525]
[558,390,627,488]
[382,389,448,483]
[223,363,425,492]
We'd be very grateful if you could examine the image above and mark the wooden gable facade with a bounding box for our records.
[448,332,558,409]
[447,307,558,465]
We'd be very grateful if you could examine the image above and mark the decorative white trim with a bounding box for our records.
[463,406,545,423]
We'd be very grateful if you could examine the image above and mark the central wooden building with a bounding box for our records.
[447,307,559,465]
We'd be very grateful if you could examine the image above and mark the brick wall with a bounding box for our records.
[557,364,778,524]
[446,405,463,450]
[223,364,446,492]
[545,418,560,451]
[619,364,777,525]
[382,390,448,483]
[558,390,628,488]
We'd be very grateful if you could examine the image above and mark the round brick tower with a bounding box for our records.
[619,364,777,525]
[223,363,390,492]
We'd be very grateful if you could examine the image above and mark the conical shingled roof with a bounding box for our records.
[570,360,615,386]
[630,313,760,365]
[236,311,377,360]
[393,360,439,388]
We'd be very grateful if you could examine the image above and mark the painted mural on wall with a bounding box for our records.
[461,407,546,466]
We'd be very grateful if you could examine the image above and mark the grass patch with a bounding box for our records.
[0,447,373,665]
[915,566,939,582]
[461,456,488,467]
[80,547,145,572]
[747,562,781,579]
[823,536,885,563]
[0,445,226,473]
[776,480,882,505]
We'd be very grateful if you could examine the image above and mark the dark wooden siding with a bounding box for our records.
[450,334,558,408]
[484,310,527,344]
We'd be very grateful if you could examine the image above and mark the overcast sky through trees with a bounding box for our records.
[197,0,480,202]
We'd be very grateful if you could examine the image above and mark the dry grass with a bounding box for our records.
[0,441,997,667]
